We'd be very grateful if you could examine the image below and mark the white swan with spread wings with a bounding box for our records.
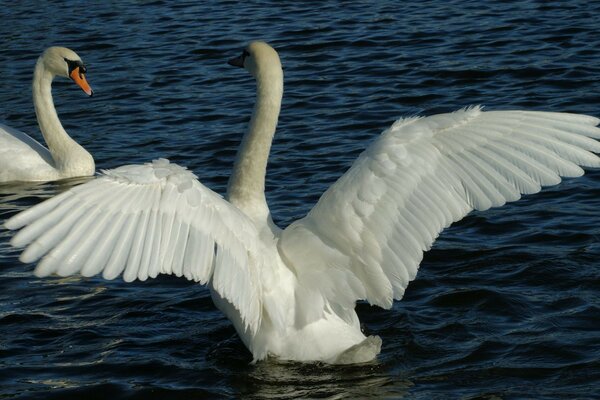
[5,41,600,363]
[0,47,94,183]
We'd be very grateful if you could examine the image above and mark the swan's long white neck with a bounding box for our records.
[32,57,93,175]
[227,65,283,222]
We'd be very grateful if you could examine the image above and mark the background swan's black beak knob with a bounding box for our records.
[228,56,245,68]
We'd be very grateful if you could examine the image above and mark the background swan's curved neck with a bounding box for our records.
[227,68,283,221]
[32,57,82,171]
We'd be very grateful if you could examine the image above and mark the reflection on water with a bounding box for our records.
[238,359,412,400]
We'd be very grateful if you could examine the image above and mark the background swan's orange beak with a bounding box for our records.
[69,67,93,96]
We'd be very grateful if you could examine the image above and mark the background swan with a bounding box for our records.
[5,41,600,363]
[0,47,94,183]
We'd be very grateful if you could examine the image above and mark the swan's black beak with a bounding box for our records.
[228,55,245,68]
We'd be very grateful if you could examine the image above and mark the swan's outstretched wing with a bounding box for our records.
[280,107,600,322]
[5,159,263,333]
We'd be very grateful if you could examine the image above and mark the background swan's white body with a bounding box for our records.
[0,123,57,182]
[5,42,600,363]
[0,47,94,183]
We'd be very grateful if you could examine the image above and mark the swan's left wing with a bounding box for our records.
[5,159,264,333]
[279,107,600,324]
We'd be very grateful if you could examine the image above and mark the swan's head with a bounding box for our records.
[228,41,282,79]
[41,47,93,96]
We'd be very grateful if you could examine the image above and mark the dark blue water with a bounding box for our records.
[1,1,599,399]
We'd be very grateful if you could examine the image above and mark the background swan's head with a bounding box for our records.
[228,41,282,79]
[40,47,93,96]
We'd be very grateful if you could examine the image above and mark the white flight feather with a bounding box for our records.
[7,159,263,334]
[280,105,600,318]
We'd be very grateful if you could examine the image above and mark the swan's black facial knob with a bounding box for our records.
[64,58,86,76]
[64,58,93,96]
[228,50,249,68]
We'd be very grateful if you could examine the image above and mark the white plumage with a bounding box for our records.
[5,42,600,363]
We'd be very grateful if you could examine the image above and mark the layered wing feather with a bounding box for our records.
[280,107,600,321]
[5,158,263,333]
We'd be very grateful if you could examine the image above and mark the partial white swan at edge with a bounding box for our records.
[0,47,94,183]
[5,41,600,363]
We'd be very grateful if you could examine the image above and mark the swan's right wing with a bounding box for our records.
[279,107,600,324]
[5,159,264,333]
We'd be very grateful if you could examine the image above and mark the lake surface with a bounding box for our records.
[1,1,599,399]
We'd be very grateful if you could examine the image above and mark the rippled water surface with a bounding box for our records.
[1,1,600,399]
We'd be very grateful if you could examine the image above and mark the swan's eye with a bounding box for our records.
[242,50,250,60]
